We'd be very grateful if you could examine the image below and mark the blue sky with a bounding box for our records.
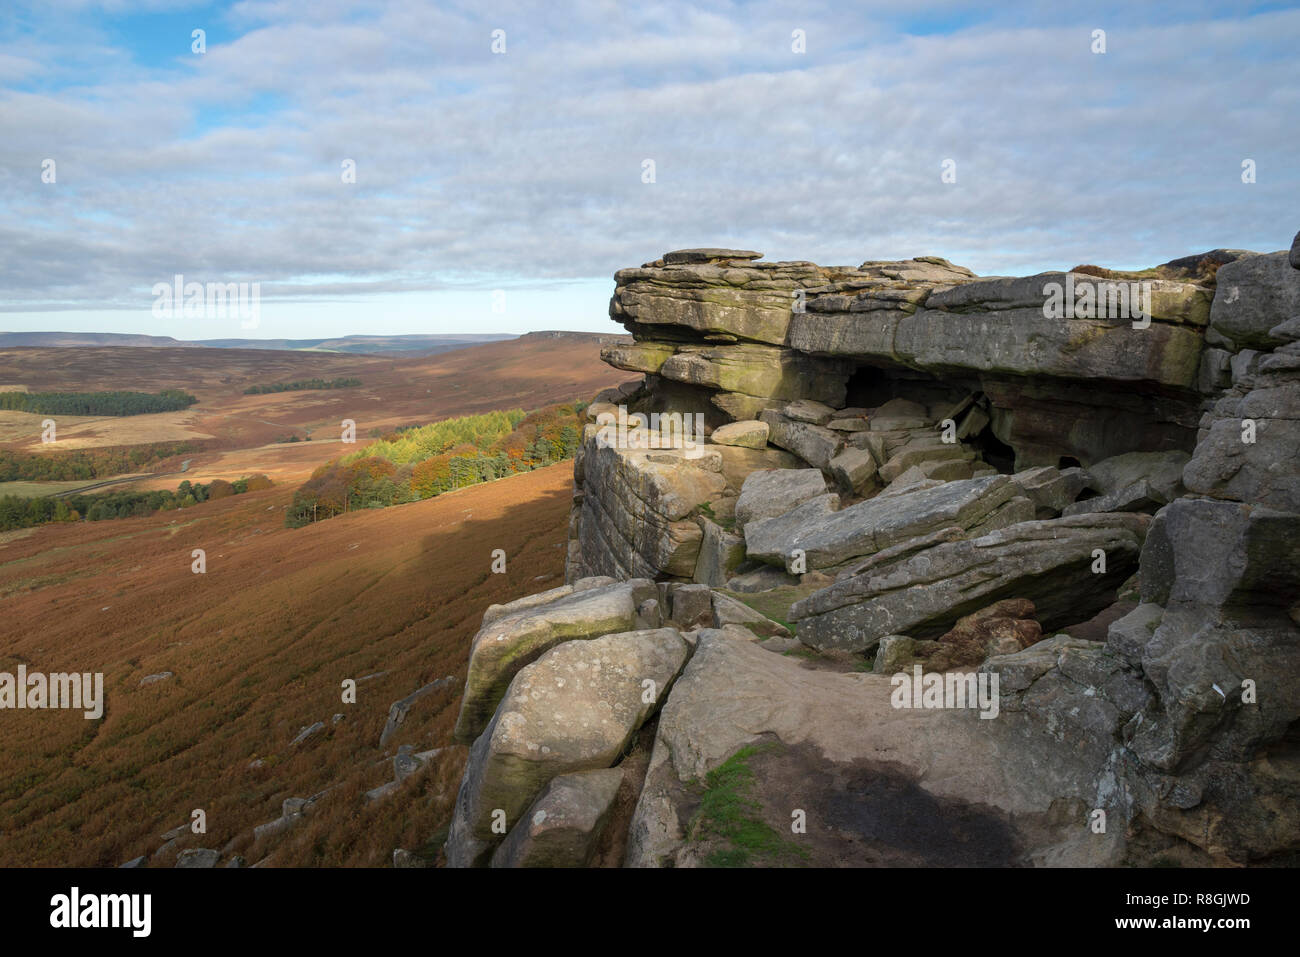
[1,0,1297,340]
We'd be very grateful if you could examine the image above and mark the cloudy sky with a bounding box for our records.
[1,0,1297,340]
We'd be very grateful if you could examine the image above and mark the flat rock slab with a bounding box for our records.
[745,475,1016,571]
[663,248,763,264]
[790,513,1149,652]
[626,632,1123,868]
[710,420,769,449]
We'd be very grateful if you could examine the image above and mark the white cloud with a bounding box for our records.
[0,0,1296,325]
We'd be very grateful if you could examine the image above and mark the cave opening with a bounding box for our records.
[968,423,1017,474]
[843,365,896,410]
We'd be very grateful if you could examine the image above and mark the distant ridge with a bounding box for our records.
[0,331,518,356]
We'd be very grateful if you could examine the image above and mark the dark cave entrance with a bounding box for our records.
[967,422,1017,474]
[844,365,896,409]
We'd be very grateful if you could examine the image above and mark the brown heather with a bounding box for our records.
[0,462,578,866]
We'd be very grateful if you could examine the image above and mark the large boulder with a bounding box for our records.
[490,769,624,868]
[1182,355,1300,512]
[758,410,844,469]
[710,420,769,449]
[1108,496,1300,862]
[790,513,1148,652]
[1084,450,1189,501]
[734,468,829,530]
[1209,251,1300,349]
[453,578,658,743]
[445,628,690,867]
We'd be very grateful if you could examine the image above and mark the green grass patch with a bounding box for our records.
[686,743,809,868]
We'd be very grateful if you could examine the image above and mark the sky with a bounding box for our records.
[0,0,1297,341]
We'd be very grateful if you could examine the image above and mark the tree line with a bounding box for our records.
[0,389,197,416]
[243,378,361,395]
[285,402,585,527]
[0,441,210,482]
[0,475,273,531]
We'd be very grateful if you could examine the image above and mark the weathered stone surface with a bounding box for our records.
[490,768,624,868]
[1062,480,1162,517]
[627,631,1126,867]
[734,468,828,531]
[965,494,1036,536]
[659,344,849,404]
[710,420,769,449]
[925,271,1210,323]
[1085,450,1189,502]
[662,248,763,264]
[878,442,974,483]
[175,849,220,869]
[1198,347,1233,394]
[711,444,801,490]
[878,471,944,497]
[900,305,1204,387]
[601,341,677,375]
[572,433,728,580]
[1209,251,1299,349]
[380,677,454,747]
[1183,359,1300,511]
[670,584,714,629]
[1008,465,1089,517]
[920,598,1043,670]
[869,398,931,431]
[872,635,917,674]
[548,245,1300,867]
[454,579,657,743]
[1290,231,1300,270]
[758,410,844,469]
[710,391,782,421]
[827,446,879,494]
[1114,496,1300,860]
[445,629,689,867]
[711,591,790,638]
[746,475,1017,571]
[692,517,746,587]
[1105,602,1166,668]
[614,274,795,345]
[782,399,838,424]
[790,513,1148,652]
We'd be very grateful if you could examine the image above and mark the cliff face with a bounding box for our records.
[444,245,1300,868]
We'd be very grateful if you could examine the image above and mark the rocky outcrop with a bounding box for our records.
[444,242,1300,868]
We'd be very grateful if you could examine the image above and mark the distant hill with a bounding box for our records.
[0,331,519,356]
